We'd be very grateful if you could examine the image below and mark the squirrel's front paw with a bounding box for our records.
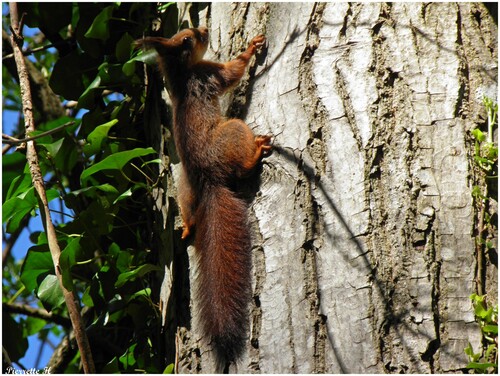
[255,135,272,154]
[251,35,266,47]
[248,35,266,54]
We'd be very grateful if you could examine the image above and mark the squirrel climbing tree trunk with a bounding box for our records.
[151,3,497,373]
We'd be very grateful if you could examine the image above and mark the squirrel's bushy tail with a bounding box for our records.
[194,184,252,367]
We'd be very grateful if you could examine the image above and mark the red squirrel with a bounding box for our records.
[137,27,271,366]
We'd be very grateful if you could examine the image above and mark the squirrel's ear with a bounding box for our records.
[134,37,169,53]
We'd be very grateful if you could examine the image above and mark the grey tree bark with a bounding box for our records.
[153,2,497,373]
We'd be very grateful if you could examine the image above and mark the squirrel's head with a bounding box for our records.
[136,26,209,67]
[177,27,209,65]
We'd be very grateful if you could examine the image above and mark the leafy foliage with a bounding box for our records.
[2,3,179,373]
[465,294,498,373]
[471,95,498,203]
[465,94,498,374]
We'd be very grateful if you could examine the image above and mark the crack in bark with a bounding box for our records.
[423,227,442,372]
[338,3,352,39]
[298,2,327,176]
[292,171,327,372]
[294,3,331,372]
[365,8,399,370]
[333,65,364,152]
[249,244,265,372]
[454,4,471,120]
[365,3,444,373]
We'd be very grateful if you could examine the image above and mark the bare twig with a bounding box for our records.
[3,42,58,60]
[3,143,14,154]
[8,3,95,373]
[46,334,78,373]
[3,302,72,328]
[2,121,75,145]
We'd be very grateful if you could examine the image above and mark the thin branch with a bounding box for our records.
[3,302,72,328]
[35,334,46,370]
[3,143,15,155]
[46,334,78,374]
[8,3,95,373]
[3,42,59,60]
[2,121,75,145]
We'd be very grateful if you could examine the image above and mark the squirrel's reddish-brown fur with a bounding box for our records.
[137,27,270,367]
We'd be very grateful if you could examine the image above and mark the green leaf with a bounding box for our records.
[69,184,120,198]
[40,137,64,157]
[24,316,48,336]
[98,62,129,86]
[163,363,174,375]
[5,165,31,201]
[163,363,175,374]
[3,187,60,233]
[475,304,494,321]
[75,200,115,236]
[82,285,95,308]
[119,343,137,369]
[485,144,498,160]
[471,185,486,200]
[3,314,28,362]
[127,288,152,302]
[472,128,486,142]
[2,194,35,233]
[50,50,86,100]
[102,357,120,373]
[80,147,157,184]
[113,187,133,204]
[83,265,118,310]
[114,247,132,273]
[84,5,115,40]
[122,60,136,77]
[77,72,102,109]
[464,342,475,358]
[83,119,119,156]
[122,49,158,76]
[57,139,80,174]
[158,3,175,12]
[3,152,28,200]
[115,264,161,288]
[142,158,162,167]
[116,32,134,62]
[37,274,65,312]
[466,362,497,371]
[59,237,83,291]
[20,249,54,292]
[36,3,73,36]
[482,324,498,334]
[485,343,497,359]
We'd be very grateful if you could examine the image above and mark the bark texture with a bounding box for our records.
[166,2,498,373]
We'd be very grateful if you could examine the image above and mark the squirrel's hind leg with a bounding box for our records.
[213,119,272,177]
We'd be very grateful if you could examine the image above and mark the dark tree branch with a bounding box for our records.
[46,334,78,374]
[3,303,72,328]
[2,121,75,145]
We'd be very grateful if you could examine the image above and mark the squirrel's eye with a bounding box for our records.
[183,37,193,47]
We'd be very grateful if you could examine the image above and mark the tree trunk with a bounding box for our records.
[160,2,497,373]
